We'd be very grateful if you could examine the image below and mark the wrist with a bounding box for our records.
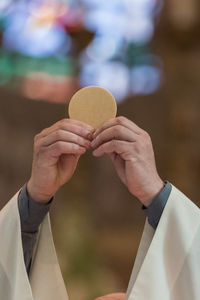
[27,180,54,204]
[137,178,165,207]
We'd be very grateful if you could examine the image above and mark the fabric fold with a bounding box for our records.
[126,185,200,300]
[0,189,68,300]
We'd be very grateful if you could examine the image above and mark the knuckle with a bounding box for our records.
[70,133,83,145]
[142,131,151,145]
[54,141,63,152]
[55,129,64,140]
[112,125,123,138]
[78,136,84,145]
[142,130,150,139]
[59,118,68,127]
[116,124,123,134]
[81,127,88,135]
[114,125,119,132]
[73,136,80,145]
[138,133,150,149]
[34,144,46,157]
[33,133,40,142]
[113,126,119,136]
[116,116,126,124]
[40,128,49,136]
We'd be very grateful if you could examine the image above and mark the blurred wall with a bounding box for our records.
[1,0,200,299]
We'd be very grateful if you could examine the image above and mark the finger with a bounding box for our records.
[93,116,143,139]
[36,119,94,141]
[42,119,94,138]
[93,140,133,159]
[107,152,116,163]
[107,153,125,181]
[91,125,138,149]
[39,129,91,149]
[57,118,94,132]
[48,141,86,158]
[66,118,94,130]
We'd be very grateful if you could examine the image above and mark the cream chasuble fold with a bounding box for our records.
[1,185,200,300]
[0,189,68,300]
[126,185,200,300]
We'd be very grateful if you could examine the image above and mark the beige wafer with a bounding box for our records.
[68,86,117,128]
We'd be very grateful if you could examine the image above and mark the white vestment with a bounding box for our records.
[0,189,68,300]
[126,185,200,300]
[0,185,200,300]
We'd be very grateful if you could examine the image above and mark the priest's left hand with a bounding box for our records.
[94,293,125,300]
[91,116,164,207]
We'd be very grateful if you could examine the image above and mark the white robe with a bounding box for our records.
[0,185,199,300]
[126,185,200,300]
[0,189,68,300]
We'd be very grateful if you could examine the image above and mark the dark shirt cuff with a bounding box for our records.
[17,183,54,274]
[18,183,54,233]
[143,182,172,230]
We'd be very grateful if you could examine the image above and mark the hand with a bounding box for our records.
[27,119,94,203]
[91,116,164,206]
[94,293,125,300]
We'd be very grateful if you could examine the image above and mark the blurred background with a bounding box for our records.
[1,0,200,299]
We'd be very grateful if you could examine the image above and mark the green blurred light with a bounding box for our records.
[0,48,76,86]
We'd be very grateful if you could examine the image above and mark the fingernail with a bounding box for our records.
[93,130,98,138]
[92,133,97,140]
[87,132,93,140]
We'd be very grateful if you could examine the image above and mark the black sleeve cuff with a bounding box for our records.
[142,182,172,230]
[18,183,54,233]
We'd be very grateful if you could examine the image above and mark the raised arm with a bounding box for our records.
[18,118,93,273]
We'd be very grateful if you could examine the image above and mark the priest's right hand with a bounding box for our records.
[27,119,93,203]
